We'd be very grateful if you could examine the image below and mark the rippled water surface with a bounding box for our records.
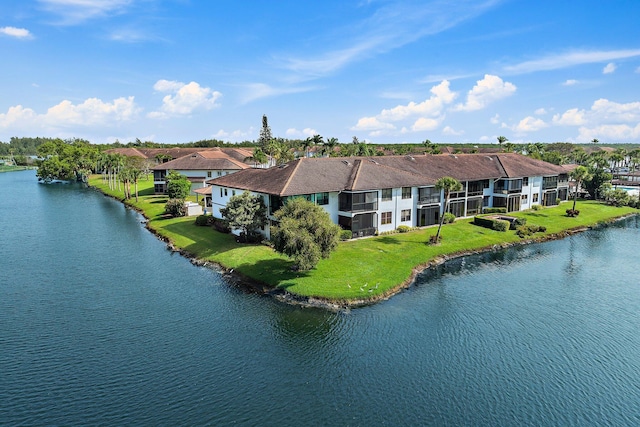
[2,170,640,426]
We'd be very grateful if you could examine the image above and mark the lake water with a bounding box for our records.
[1,169,639,426]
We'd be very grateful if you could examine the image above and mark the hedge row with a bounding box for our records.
[474,215,510,232]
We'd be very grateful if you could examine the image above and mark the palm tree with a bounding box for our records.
[251,148,268,167]
[497,136,508,146]
[323,137,338,157]
[301,138,313,158]
[422,139,433,154]
[432,176,462,244]
[591,138,599,144]
[569,166,592,212]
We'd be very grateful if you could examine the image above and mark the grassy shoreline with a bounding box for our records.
[88,175,637,307]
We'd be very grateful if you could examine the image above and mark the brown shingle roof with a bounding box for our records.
[207,153,566,196]
[152,150,250,171]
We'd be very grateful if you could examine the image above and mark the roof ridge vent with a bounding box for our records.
[450,154,457,159]
[278,164,288,169]
[405,155,415,161]
[369,159,379,164]
[342,160,351,166]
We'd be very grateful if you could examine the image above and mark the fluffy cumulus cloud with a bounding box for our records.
[0,97,139,135]
[552,98,640,142]
[0,26,32,39]
[285,128,317,138]
[453,75,516,112]
[442,126,464,136]
[602,62,617,74]
[148,80,222,119]
[562,79,578,86]
[511,116,548,134]
[352,80,456,135]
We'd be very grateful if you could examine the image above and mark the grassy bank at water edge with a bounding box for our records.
[89,175,637,303]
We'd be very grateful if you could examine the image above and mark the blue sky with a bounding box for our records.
[1,0,640,145]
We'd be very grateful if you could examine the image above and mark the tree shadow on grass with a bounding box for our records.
[376,236,402,245]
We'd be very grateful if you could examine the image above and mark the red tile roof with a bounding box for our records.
[152,150,251,171]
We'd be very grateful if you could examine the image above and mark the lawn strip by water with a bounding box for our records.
[88,175,637,305]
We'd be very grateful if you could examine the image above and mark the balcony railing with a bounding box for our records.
[418,195,440,205]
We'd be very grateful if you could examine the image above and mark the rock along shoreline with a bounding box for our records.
[90,186,636,312]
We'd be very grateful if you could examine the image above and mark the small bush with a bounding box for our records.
[212,217,231,233]
[474,215,509,232]
[195,214,212,226]
[164,198,186,217]
[339,229,353,240]
[238,230,262,243]
[484,207,507,214]
[516,224,547,238]
[566,209,580,217]
[492,220,509,232]
[429,235,440,244]
[442,212,456,224]
[396,225,411,233]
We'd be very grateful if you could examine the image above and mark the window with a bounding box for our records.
[315,192,329,205]
[523,177,529,186]
[521,194,528,201]
[220,188,223,197]
[232,190,236,196]
[381,188,392,201]
[224,188,228,196]
[207,171,212,178]
[419,187,440,204]
[402,187,411,199]
[533,193,539,203]
[401,209,411,222]
[381,211,392,225]
[217,171,222,177]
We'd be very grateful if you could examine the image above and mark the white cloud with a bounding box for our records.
[511,116,548,133]
[213,128,253,141]
[352,80,456,135]
[149,80,221,119]
[577,123,640,142]
[563,79,578,86]
[490,113,500,124]
[0,26,33,39]
[0,97,139,132]
[552,98,640,142]
[379,80,456,121]
[285,128,317,138]
[552,108,586,126]
[503,49,640,74]
[411,117,439,131]
[278,1,500,81]
[38,0,132,24]
[603,62,616,74]
[352,117,395,131]
[453,75,516,112]
[442,126,464,136]
[636,66,640,74]
[238,82,312,104]
[534,108,547,115]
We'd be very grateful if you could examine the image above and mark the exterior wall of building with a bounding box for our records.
[208,172,569,240]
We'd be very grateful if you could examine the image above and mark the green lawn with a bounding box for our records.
[88,175,637,303]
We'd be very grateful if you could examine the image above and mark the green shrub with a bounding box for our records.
[212,217,231,233]
[339,229,353,240]
[516,224,547,238]
[195,214,211,226]
[442,212,456,224]
[492,219,509,232]
[473,215,510,232]
[164,198,186,217]
[484,207,507,214]
[396,225,411,233]
[566,209,580,217]
[531,204,542,211]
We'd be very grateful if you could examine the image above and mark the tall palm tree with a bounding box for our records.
[569,166,592,212]
[323,137,338,157]
[432,177,462,244]
[497,136,508,146]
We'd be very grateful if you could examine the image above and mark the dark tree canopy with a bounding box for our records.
[271,198,340,271]
[219,191,267,242]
